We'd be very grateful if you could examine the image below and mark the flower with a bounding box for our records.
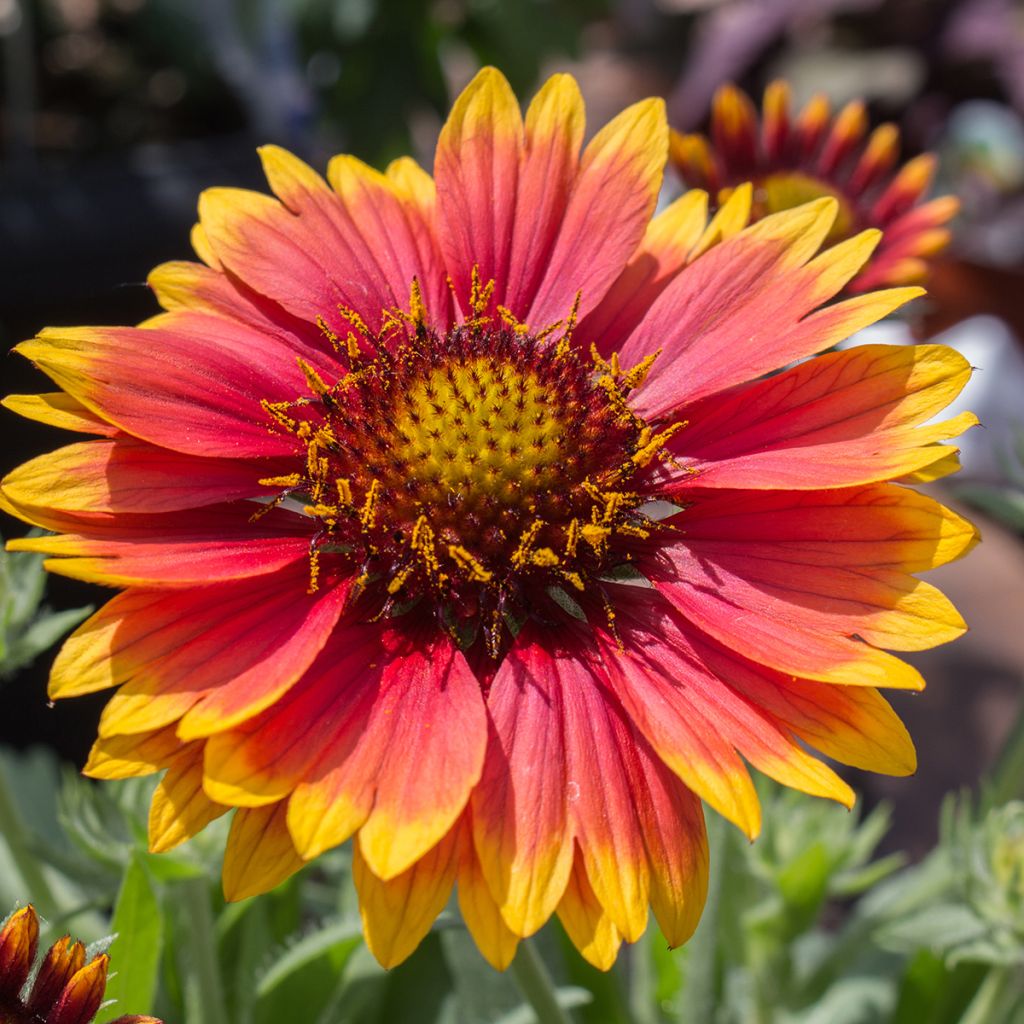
[0,67,976,971]
[0,904,161,1024]
[670,80,958,292]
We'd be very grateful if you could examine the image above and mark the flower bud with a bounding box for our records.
[0,905,40,1002]
[46,954,109,1024]
[25,936,86,1017]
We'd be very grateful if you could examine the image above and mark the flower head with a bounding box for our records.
[0,905,160,1024]
[670,81,958,292]
[1,68,976,971]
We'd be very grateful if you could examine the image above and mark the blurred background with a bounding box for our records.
[2,0,1024,861]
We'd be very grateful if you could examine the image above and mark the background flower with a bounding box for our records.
[669,80,958,292]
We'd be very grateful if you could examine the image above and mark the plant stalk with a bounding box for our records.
[510,935,574,1024]
[179,877,229,1024]
[684,809,726,1024]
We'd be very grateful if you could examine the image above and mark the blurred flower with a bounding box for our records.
[0,904,160,1024]
[670,80,958,291]
[1,68,976,971]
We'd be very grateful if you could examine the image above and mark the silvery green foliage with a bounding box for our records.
[873,798,1024,969]
[0,534,92,679]
[0,731,1022,1021]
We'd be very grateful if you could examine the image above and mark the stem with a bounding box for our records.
[627,928,657,1024]
[959,966,1021,1024]
[179,877,229,1024]
[509,936,574,1024]
[0,763,57,916]
[684,810,726,1024]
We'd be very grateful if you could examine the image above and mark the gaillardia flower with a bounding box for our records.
[1,68,976,971]
[0,904,161,1024]
[670,81,958,292]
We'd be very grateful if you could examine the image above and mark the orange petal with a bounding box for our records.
[222,802,305,901]
[525,96,667,329]
[2,392,119,437]
[354,824,459,968]
[434,66,523,314]
[470,628,576,937]
[456,819,520,970]
[149,748,229,853]
[556,854,622,971]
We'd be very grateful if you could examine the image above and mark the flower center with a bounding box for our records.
[261,299,680,653]
[387,354,566,513]
[753,171,855,241]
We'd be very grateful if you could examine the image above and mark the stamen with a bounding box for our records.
[260,292,683,654]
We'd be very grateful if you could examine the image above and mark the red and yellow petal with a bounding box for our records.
[651,485,975,687]
[525,95,667,328]
[456,819,520,971]
[201,621,384,807]
[2,391,120,436]
[0,906,39,1001]
[47,955,109,1024]
[148,748,229,853]
[53,564,347,742]
[663,343,975,490]
[581,189,709,354]
[354,822,460,968]
[84,726,183,779]
[556,855,622,972]
[222,802,305,902]
[287,633,487,880]
[558,669,650,942]
[624,202,922,417]
[502,73,585,315]
[7,504,312,587]
[599,594,853,835]
[694,640,917,776]
[145,259,323,359]
[470,630,576,937]
[197,184,369,341]
[14,319,308,459]
[324,153,451,328]
[1,438,278,521]
[435,67,524,314]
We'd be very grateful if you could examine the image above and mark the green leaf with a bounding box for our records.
[789,974,895,1024]
[256,917,363,1001]
[956,485,1024,533]
[490,987,593,1024]
[890,949,952,1024]
[874,903,991,956]
[0,534,92,678]
[440,925,523,1023]
[7,605,93,670]
[777,841,830,934]
[96,855,163,1022]
[374,932,453,1023]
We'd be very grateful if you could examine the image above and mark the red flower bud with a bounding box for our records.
[0,906,40,1003]
[46,955,109,1024]
[26,936,86,1017]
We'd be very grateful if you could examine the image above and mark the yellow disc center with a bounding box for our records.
[754,171,855,242]
[389,355,566,511]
